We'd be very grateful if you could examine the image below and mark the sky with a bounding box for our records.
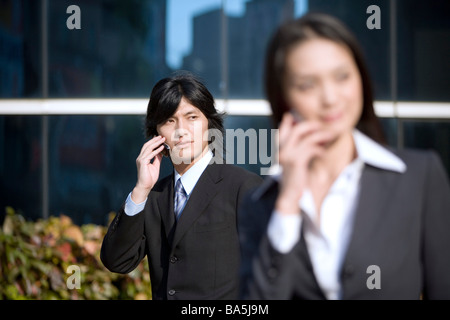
[166,0,308,69]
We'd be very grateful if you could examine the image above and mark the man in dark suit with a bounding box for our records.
[100,73,263,300]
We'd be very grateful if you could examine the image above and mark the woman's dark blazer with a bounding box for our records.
[239,149,450,300]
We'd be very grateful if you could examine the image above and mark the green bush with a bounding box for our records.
[0,207,151,300]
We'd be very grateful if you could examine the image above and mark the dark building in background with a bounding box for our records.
[0,0,172,225]
[308,0,450,102]
[395,0,450,101]
[0,0,41,98]
[228,0,294,98]
[0,0,171,98]
[308,0,392,100]
[182,9,222,97]
[182,0,294,98]
[308,0,450,174]
[48,0,170,97]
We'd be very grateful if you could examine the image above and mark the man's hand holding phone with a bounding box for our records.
[131,135,168,203]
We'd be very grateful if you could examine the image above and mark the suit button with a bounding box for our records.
[170,256,178,264]
[267,267,278,279]
[168,289,176,296]
[342,265,354,278]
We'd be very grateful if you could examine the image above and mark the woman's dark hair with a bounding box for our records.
[265,12,386,144]
[145,71,225,139]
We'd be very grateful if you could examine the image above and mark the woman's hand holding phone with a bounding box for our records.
[275,112,334,216]
[131,135,167,203]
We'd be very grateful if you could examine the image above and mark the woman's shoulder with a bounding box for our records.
[390,147,448,180]
[392,147,443,167]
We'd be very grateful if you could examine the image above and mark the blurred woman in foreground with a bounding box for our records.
[239,13,450,300]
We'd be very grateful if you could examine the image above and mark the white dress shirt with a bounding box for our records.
[124,150,213,216]
[267,129,407,300]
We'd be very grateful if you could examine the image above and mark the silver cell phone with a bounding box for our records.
[161,143,170,157]
[290,110,303,124]
[152,136,170,157]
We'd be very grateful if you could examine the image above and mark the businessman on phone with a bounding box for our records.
[100,72,263,300]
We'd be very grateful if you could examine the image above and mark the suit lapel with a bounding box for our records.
[341,164,398,274]
[253,178,326,299]
[171,163,222,248]
[156,174,176,242]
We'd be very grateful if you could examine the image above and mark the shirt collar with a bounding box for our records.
[353,129,406,173]
[254,129,406,200]
[174,150,213,196]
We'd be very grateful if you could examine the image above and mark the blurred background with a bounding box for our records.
[1,0,449,226]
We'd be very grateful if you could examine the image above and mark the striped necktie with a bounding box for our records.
[174,178,187,220]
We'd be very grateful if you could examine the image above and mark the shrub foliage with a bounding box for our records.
[0,207,151,300]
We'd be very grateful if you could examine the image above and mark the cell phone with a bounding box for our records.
[152,135,170,157]
[290,110,303,124]
[161,143,170,157]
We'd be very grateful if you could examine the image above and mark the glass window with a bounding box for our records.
[397,0,450,101]
[0,0,42,98]
[45,114,275,225]
[171,0,223,97]
[2,0,450,101]
[224,115,274,175]
[47,0,225,98]
[48,0,170,97]
[1,1,450,224]
[0,116,42,220]
[403,120,450,178]
[225,0,298,99]
[379,117,398,148]
[308,0,392,100]
[47,115,148,225]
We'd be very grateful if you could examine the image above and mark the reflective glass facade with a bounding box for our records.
[1,0,449,224]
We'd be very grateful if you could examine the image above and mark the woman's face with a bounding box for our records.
[283,38,363,138]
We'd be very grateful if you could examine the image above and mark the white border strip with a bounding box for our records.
[0,99,148,115]
[374,101,395,117]
[395,102,450,119]
[0,99,449,119]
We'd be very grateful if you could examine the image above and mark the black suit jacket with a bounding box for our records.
[101,162,263,300]
[239,149,450,300]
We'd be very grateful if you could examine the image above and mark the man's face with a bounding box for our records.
[156,97,209,166]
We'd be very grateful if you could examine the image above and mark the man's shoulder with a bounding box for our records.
[152,173,173,193]
[215,163,262,180]
[204,163,263,190]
